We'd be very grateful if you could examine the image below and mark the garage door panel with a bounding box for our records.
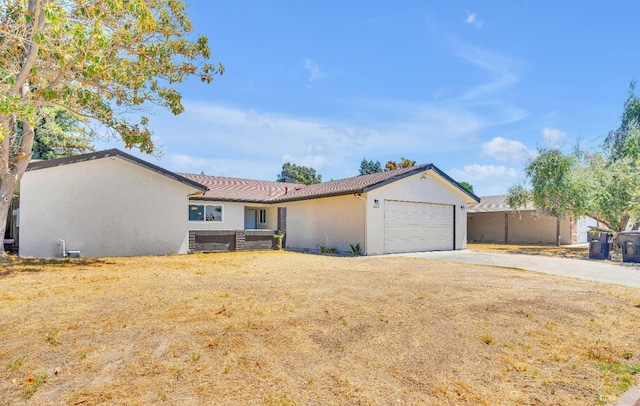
[384,201,453,253]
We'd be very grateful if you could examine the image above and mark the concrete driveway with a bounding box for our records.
[392,250,640,289]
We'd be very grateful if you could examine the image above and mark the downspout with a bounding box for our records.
[353,193,367,255]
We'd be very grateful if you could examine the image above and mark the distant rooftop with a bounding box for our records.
[467,195,533,213]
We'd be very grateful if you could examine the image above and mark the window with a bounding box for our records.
[189,204,223,222]
[258,209,267,224]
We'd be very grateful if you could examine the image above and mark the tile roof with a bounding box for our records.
[467,195,533,213]
[25,148,480,204]
[271,164,429,202]
[178,173,298,203]
[183,164,480,203]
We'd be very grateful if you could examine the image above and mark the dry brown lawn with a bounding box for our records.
[469,243,592,260]
[1,251,639,405]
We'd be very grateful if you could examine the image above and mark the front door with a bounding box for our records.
[244,209,257,229]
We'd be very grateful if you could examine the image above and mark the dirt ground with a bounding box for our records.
[1,251,639,405]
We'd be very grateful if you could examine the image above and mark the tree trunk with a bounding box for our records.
[0,121,35,256]
[556,216,561,246]
[0,179,18,256]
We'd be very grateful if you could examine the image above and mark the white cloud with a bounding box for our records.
[465,12,483,28]
[541,127,567,147]
[450,164,519,181]
[449,164,521,196]
[150,99,499,180]
[168,154,226,175]
[447,42,524,105]
[282,141,331,169]
[481,137,533,163]
[91,88,531,184]
[304,59,326,82]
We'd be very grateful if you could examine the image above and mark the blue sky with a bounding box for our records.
[96,1,640,196]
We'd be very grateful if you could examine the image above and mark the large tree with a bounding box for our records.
[358,158,382,175]
[576,152,640,232]
[508,146,640,242]
[506,148,587,245]
[0,0,223,254]
[30,106,94,159]
[507,83,640,243]
[459,181,474,194]
[384,157,415,171]
[604,81,640,161]
[277,162,322,185]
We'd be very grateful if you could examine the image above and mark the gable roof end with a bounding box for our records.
[26,149,208,193]
[271,164,480,203]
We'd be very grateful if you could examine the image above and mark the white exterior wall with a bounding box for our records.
[283,194,365,254]
[188,202,278,230]
[365,171,470,255]
[577,217,597,244]
[244,205,278,230]
[20,157,199,258]
[188,201,245,230]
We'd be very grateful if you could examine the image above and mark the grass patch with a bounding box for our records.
[22,374,47,399]
[599,362,640,391]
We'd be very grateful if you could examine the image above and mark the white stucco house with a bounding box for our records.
[19,150,207,258]
[19,149,480,258]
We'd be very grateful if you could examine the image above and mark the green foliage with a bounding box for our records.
[506,146,585,244]
[359,158,382,175]
[459,181,474,194]
[577,152,640,231]
[349,243,361,256]
[507,146,640,232]
[30,107,94,159]
[318,244,338,254]
[0,0,223,154]
[506,184,531,211]
[277,162,322,184]
[598,362,640,392]
[605,81,640,161]
[522,147,578,218]
[22,374,47,399]
[0,0,223,253]
[384,157,415,171]
[8,356,25,371]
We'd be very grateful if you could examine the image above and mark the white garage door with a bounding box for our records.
[384,200,454,254]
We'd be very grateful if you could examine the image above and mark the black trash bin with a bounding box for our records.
[617,231,640,263]
[588,228,613,260]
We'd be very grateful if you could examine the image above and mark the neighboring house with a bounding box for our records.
[467,195,596,245]
[19,149,479,258]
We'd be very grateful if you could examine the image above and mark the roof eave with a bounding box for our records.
[361,165,432,193]
[189,196,274,204]
[26,149,208,192]
[273,189,365,203]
